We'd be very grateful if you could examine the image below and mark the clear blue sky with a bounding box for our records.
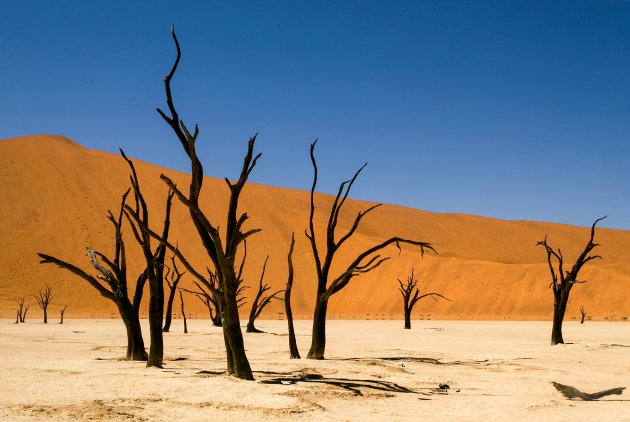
[2,1,629,229]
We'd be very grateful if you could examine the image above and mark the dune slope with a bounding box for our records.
[1,135,629,321]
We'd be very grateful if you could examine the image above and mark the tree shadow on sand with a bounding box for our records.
[337,356,490,366]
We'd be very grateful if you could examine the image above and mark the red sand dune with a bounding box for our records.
[1,135,629,321]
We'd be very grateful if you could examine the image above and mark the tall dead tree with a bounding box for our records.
[246,256,284,333]
[16,297,29,323]
[284,233,300,358]
[148,26,260,379]
[536,216,606,345]
[305,141,435,359]
[398,268,450,329]
[59,304,68,324]
[163,255,186,332]
[34,284,54,323]
[38,189,149,360]
[579,305,586,324]
[121,150,174,368]
[178,288,188,334]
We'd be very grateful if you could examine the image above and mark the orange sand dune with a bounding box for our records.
[1,134,629,321]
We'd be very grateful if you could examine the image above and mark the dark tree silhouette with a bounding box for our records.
[305,141,435,359]
[149,26,261,379]
[121,150,174,368]
[34,284,54,323]
[536,216,606,345]
[185,278,222,327]
[16,297,29,323]
[178,288,188,334]
[246,256,284,333]
[38,189,149,360]
[163,255,186,332]
[398,268,450,329]
[579,305,586,324]
[59,304,68,324]
[284,233,300,358]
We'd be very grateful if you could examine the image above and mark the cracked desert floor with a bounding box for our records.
[1,319,628,421]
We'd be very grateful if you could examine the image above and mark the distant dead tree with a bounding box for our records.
[186,278,222,327]
[536,216,606,345]
[147,26,260,379]
[16,297,29,323]
[284,233,300,358]
[398,268,450,329]
[59,304,68,324]
[34,284,54,323]
[38,188,149,360]
[163,255,186,332]
[579,305,586,324]
[178,289,188,334]
[246,256,284,333]
[305,141,435,359]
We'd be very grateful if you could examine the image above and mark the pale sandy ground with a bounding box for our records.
[1,319,628,421]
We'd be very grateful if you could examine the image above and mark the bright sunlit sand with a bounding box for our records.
[1,319,628,421]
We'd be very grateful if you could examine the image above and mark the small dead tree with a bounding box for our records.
[305,141,435,359]
[34,284,54,323]
[163,255,186,332]
[284,233,300,358]
[398,268,450,329]
[536,216,606,345]
[59,304,68,324]
[579,305,586,324]
[178,288,188,334]
[16,297,29,323]
[246,256,284,333]
[39,189,149,361]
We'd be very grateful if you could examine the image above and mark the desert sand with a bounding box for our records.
[1,134,630,322]
[0,319,628,421]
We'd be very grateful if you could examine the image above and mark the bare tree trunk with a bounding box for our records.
[147,281,164,367]
[179,289,188,334]
[404,307,412,329]
[60,304,67,324]
[551,291,569,345]
[285,234,300,358]
[163,287,177,332]
[307,297,328,360]
[15,310,19,324]
[222,286,253,379]
[121,308,148,361]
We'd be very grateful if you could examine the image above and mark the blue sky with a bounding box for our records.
[1,1,629,228]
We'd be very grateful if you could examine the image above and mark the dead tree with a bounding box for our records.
[121,150,174,368]
[163,255,186,332]
[34,284,54,323]
[38,190,149,361]
[536,216,606,345]
[305,141,435,359]
[284,233,300,358]
[398,268,450,329]
[148,26,261,379]
[186,278,222,327]
[59,304,68,324]
[579,305,586,324]
[246,256,284,333]
[16,297,29,323]
[178,289,188,334]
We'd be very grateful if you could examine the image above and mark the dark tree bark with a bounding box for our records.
[121,150,174,369]
[178,289,188,334]
[305,141,435,359]
[536,216,606,345]
[246,256,284,333]
[285,233,300,358]
[579,305,586,324]
[150,26,261,379]
[398,268,450,329]
[59,304,68,324]
[38,190,148,361]
[34,284,54,323]
[163,255,186,332]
